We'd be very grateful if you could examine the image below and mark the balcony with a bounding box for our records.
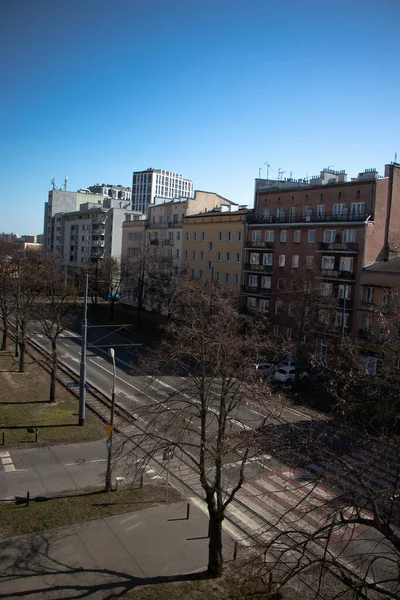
[338,297,354,309]
[357,329,387,345]
[245,241,274,249]
[242,285,272,295]
[244,263,274,273]
[164,240,174,246]
[150,239,159,245]
[320,269,356,280]
[92,240,105,247]
[317,242,359,253]
[247,212,372,225]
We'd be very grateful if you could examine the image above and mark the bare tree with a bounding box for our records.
[124,234,159,328]
[0,241,16,351]
[127,280,274,577]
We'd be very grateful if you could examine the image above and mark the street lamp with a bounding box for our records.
[105,347,116,492]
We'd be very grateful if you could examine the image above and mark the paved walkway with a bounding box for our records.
[0,501,234,600]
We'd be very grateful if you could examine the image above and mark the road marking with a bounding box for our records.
[126,521,142,532]
[189,496,252,546]
[0,451,16,472]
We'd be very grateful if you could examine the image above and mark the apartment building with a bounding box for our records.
[132,168,193,213]
[243,162,400,359]
[182,205,247,286]
[357,257,400,374]
[87,184,132,202]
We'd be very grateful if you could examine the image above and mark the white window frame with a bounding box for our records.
[226,252,230,262]
[339,256,354,272]
[273,325,280,337]
[287,327,293,341]
[351,202,366,216]
[252,230,261,242]
[321,256,335,270]
[342,230,356,243]
[308,230,316,243]
[324,230,336,243]
[216,252,221,261]
[263,253,273,266]
[218,232,222,241]
[280,230,287,243]
[306,256,313,269]
[250,252,259,265]
[292,255,299,269]
[265,230,274,242]
[248,275,258,287]
[261,276,271,289]
[278,254,286,267]
[293,230,301,243]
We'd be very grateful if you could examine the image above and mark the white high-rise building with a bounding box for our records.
[132,168,193,213]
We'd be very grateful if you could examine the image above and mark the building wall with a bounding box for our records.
[182,211,246,287]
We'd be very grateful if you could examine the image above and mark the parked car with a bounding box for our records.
[274,366,309,383]
[254,362,275,376]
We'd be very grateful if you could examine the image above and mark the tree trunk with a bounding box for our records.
[1,324,7,350]
[207,511,224,577]
[18,340,25,373]
[50,340,57,403]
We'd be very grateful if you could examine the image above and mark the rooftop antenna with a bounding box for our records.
[327,164,335,171]
[278,168,286,180]
[64,175,68,191]
[395,152,398,164]
[258,168,262,178]
[264,161,271,180]
[51,178,56,190]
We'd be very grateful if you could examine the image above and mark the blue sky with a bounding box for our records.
[1,0,399,235]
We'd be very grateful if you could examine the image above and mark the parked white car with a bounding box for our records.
[274,366,309,383]
[254,363,275,376]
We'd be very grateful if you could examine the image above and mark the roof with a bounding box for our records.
[364,256,400,273]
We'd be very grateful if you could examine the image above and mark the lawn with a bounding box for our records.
[0,484,182,538]
[0,347,105,446]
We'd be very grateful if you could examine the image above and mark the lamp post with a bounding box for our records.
[105,347,116,492]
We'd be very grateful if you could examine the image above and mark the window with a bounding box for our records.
[227,232,232,241]
[200,251,204,260]
[351,202,366,216]
[216,252,221,261]
[191,251,196,259]
[342,230,356,243]
[289,207,296,222]
[226,252,230,262]
[273,325,280,337]
[324,230,336,243]
[277,278,285,290]
[382,288,390,305]
[321,256,335,270]
[275,301,282,314]
[234,274,239,284]
[287,328,293,341]
[175,249,179,258]
[315,339,327,364]
[252,230,261,242]
[338,284,351,299]
[259,299,269,312]
[339,256,354,272]
[261,208,270,219]
[208,242,213,251]
[395,355,400,370]
[365,287,374,303]
[308,230,316,243]
[306,256,314,269]
[303,206,312,217]
[168,231,174,241]
[288,304,294,316]
[293,230,301,243]
[237,231,242,241]
[320,282,332,296]
[292,255,299,269]
[185,232,190,241]
[236,253,240,263]
[201,232,205,241]
[247,296,256,309]
[317,205,325,217]
[333,203,346,216]
[218,232,222,241]
[225,273,230,283]
[265,230,274,242]
[207,261,212,270]
[318,309,329,324]
[363,316,372,332]
[280,230,287,243]
[190,269,195,278]
[198,270,203,279]
[250,252,259,265]
[278,254,286,267]
[335,312,349,328]
[263,253,273,266]
[176,232,181,241]
[193,232,197,241]
[261,276,271,289]
[248,275,258,287]
[215,272,220,281]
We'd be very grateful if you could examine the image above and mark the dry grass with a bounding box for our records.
[0,347,105,446]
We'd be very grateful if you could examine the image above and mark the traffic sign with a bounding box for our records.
[106,424,112,439]
[106,439,111,452]
[66,381,79,388]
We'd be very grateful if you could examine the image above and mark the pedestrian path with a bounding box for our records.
[0,451,16,472]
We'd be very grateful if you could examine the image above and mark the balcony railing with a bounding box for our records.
[242,286,272,295]
[244,241,274,249]
[92,240,105,247]
[163,240,174,246]
[150,239,159,245]
[247,212,372,224]
[320,269,356,280]
[357,329,387,344]
[317,242,359,252]
[244,263,274,273]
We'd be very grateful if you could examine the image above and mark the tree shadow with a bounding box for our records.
[0,528,210,600]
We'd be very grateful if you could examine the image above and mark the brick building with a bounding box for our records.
[243,162,400,360]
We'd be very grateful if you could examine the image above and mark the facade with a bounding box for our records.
[132,168,193,213]
[182,205,247,286]
[60,199,143,268]
[243,162,400,360]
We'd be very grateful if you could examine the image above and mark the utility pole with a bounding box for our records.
[79,273,88,426]
[105,348,116,492]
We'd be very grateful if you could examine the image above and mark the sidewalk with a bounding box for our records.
[0,501,234,600]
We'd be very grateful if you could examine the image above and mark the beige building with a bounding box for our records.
[182,206,248,287]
